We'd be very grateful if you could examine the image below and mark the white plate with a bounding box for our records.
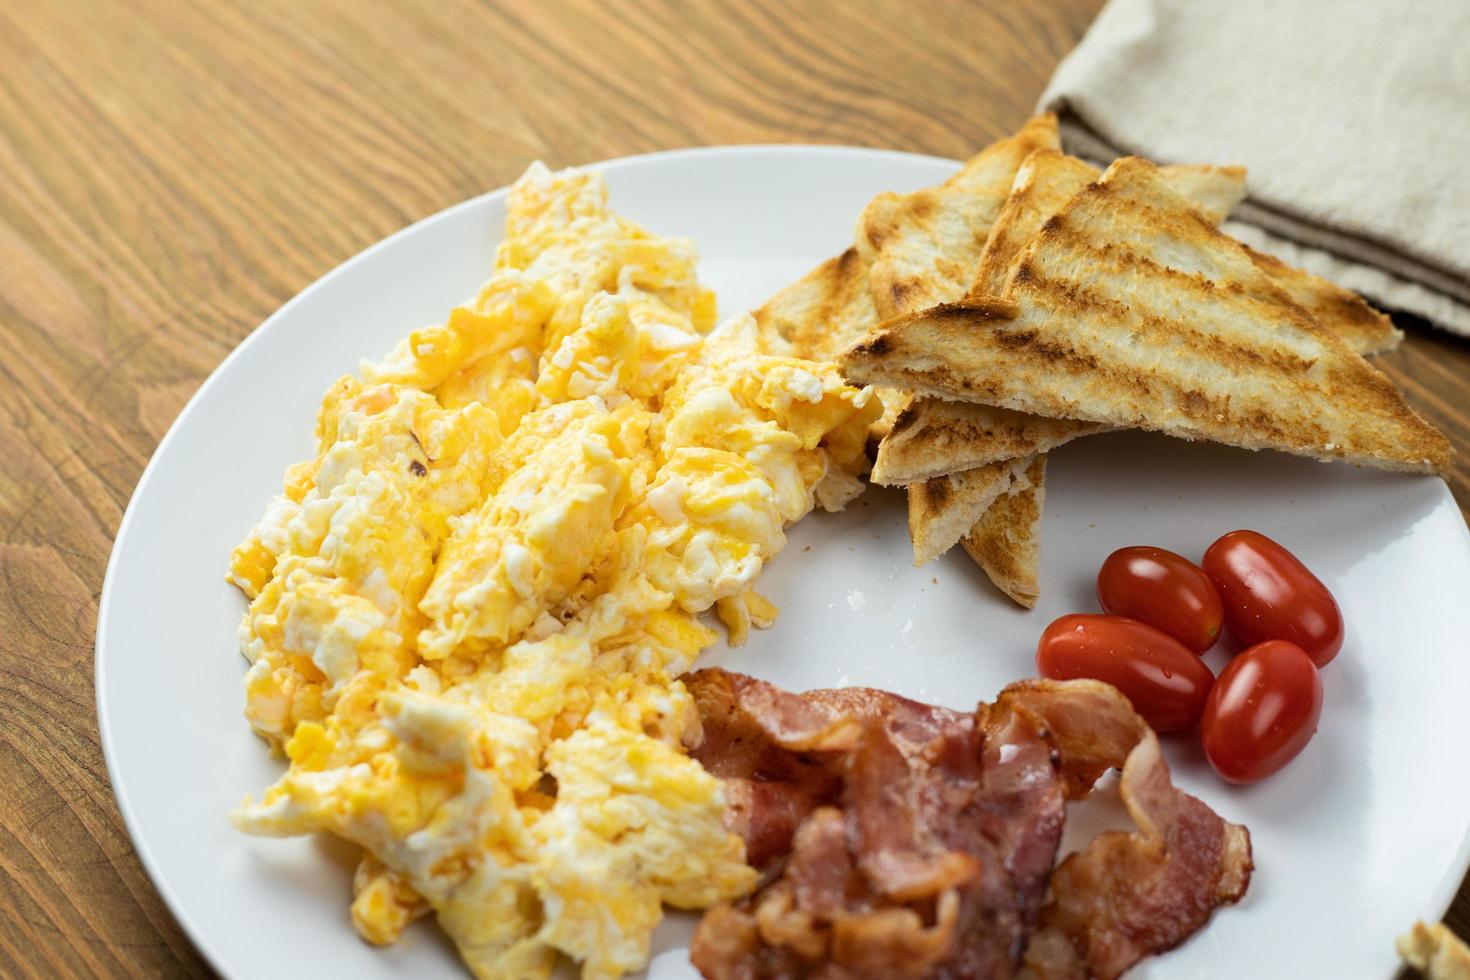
[98,146,1470,980]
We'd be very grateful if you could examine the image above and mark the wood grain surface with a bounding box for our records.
[1,1,1466,976]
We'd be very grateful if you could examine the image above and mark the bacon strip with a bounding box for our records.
[688,669,884,869]
[1003,681,1254,980]
[686,668,1065,980]
[686,671,1251,980]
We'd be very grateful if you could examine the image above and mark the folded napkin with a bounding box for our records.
[1040,0,1470,336]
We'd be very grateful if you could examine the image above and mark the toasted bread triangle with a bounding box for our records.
[908,457,1035,566]
[884,153,1249,584]
[754,247,876,361]
[962,455,1046,608]
[975,151,1249,309]
[877,150,1250,495]
[874,143,1243,585]
[877,150,1250,486]
[971,149,1104,298]
[856,114,1059,319]
[882,149,1398,479]
[843,158,1451,474]
[874,401,1103,485]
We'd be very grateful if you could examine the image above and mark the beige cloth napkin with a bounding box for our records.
[1039,0,1470,336]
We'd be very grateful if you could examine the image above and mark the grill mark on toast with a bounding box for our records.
[919,476,951,506]
[1004,266,1336,429]
[889,277,923,311]
[889,402,920,437]
[854,301,1340,451]
[992,321,1099,371]
[1243,246,1399,354]
[849,284,1437,471]
[1020,223,1322,375]
[1049,194,1399,391]
[833,246,864,279]
[852,332,893,359]
[907,195,936,221]
[756,247,878,362]
[862,193,900,251]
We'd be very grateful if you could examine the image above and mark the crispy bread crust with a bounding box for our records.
[972,149,1101,299]
[1153,163,1248,225]
[874,401,1103,485]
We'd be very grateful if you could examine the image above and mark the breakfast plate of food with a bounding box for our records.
[97,117,1470,979]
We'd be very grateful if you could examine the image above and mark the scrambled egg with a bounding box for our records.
[228,162,879,979]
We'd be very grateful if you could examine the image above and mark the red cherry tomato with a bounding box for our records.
[1036,614,1215,733]
[1097,546,1224,653]
[1202,530,1344,667]
[1201,640,1323,783]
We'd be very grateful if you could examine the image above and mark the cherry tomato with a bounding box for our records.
[1202,530,1344,667]
[1036,614,1215,733]
[1201,640,1323,783]
[1097,546,1224,653]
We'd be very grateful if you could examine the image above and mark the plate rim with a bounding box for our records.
[93,142,1470,979]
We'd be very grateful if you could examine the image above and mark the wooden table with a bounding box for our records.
[2,1,1465,976]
